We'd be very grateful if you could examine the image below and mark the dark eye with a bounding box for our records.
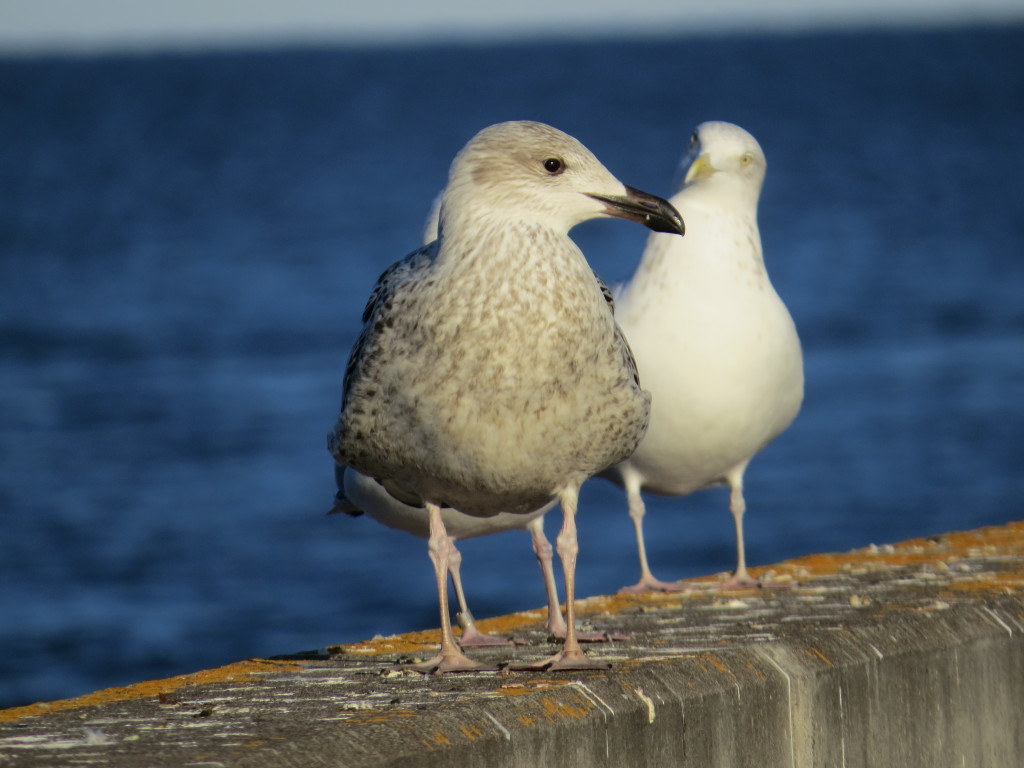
[689,131,698,150]
[543,157,564,174]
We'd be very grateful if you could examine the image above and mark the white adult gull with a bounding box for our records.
[329,120,684,672]
[605,121,803,592]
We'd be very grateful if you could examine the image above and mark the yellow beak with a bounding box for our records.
[684,154,717,184]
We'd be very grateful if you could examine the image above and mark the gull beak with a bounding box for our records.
[684,154,716,184]
[587,186,685,235]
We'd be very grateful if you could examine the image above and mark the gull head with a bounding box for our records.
[440,121,683,237]
[681,121,766,201]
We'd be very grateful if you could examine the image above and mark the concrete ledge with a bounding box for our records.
[2,522,1023,767]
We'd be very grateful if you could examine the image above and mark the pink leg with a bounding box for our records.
[409,504,492,673]
[719,472,758,588]
[514,486,609,671]
[447,543,511,647]
[528,517,610,641]
[527,516,569,638]
[717,466,790,590]
[618,470,689,593]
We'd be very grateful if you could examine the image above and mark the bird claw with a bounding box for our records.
[457,627,514,647]
[407,652,496,674]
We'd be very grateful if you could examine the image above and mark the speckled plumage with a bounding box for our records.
[328,120,683,671]
[332,223,647,516]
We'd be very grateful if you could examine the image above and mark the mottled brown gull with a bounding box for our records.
[605,121,803,592]
[329,120,683,672]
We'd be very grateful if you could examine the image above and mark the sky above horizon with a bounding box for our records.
[1,0,1023,53]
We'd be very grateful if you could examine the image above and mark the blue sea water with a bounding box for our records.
[1,25,1023,710]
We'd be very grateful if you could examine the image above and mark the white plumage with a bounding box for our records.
[608,121,804,591]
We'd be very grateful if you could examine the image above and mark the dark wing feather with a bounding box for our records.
[327,243,436,473]
[341,245,435,408]
[593,271,641,390]
[594,270,616,313]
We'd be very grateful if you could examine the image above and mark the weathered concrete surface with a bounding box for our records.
[2,521,1023,767]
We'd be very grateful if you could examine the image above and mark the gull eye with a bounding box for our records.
[689,131,699,150]
[740,153,754,166]
[543,157,564,174]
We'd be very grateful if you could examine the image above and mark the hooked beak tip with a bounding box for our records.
[588,186,684,236]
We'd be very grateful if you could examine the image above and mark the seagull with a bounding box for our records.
[328,121,684,672]
[606,121,803,592]
[329,192,619,648]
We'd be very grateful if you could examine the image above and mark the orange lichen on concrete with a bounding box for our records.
[538,695,591,721]
[943,572,1024,595]
[331,628,443,657]
[805,647,834,666]
[745,662,768,681]
[329,612,547,658]
[469,610,551,637]
[696,653,734,677]
[0,658,302,723]
[579,589,705,614]
[768,521,1024,583]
